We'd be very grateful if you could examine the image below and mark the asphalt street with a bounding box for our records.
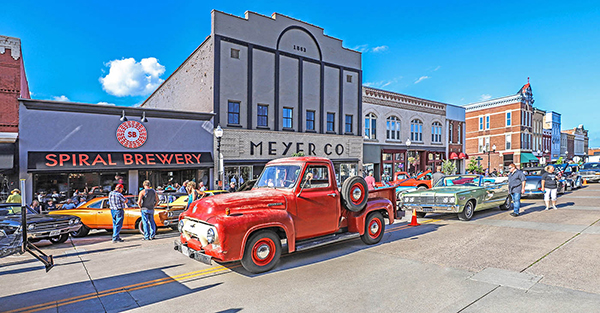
[1,183,599,313]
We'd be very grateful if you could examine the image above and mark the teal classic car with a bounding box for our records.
[401,175,511,221]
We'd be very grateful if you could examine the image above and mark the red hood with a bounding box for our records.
[184,188,288,223]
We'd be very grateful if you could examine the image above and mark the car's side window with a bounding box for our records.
[127,198,139,208]
[87,200,102,209]
[101,200,110,209]
[420,173,432,181]
[302,165,330,189]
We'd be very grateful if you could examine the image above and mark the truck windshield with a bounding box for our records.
[255,165,302,189]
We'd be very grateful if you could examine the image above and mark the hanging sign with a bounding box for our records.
[116,121,147,148]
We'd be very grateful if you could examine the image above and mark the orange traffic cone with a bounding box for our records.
[583,179,588,186]
[409,209,421,226]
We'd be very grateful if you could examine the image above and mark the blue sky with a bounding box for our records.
[2,0,599,145]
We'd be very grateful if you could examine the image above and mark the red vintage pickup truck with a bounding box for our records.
[175,157,399,273]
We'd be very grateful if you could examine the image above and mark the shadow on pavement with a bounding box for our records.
[226,221,444,277]
[0,260,88,276]
[0,245,140,268]
[0,264,221,313]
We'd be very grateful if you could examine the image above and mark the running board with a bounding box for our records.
[295,232,360,252]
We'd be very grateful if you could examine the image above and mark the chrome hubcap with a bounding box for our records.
[352,187,362,200]
[256,244,270,260]
[370,222,379,234]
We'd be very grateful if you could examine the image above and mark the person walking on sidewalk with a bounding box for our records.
[137,180,159,240]
[507,163,526,217]
[109,184,127,242]
[541,165,559,210]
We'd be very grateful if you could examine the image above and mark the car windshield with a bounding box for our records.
[255,165,302,189]
[0,205,36,216]
[582,163,600,170]
[435,175,481,187]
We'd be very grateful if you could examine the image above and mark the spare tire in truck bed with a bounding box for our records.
[341,176,369,212]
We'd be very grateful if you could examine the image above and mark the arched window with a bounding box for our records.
[364,113,377,139]
[386,116,400,140]
[411,119,423,142]
[432,122,442,143]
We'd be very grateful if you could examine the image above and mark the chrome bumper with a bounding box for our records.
[29,225,82,238]
[403,204,461,213]
[581,175,600,182]
[174,240,212,265]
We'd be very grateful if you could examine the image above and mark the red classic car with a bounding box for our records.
[175,157,399,273]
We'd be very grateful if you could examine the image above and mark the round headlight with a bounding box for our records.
[207,228,215,244]
[449,197,456,203]
[409,197,415,203]
[167,211,173,218]
[178,220,184,233]
[28,224,35,230]
[443,197,448,203]
[403,197,409,203]
[69,219,74,225]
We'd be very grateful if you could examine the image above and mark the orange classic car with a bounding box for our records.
[395,170,433,189]
[49,195,166,237]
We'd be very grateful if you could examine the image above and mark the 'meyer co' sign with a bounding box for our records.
[28,152,213,171]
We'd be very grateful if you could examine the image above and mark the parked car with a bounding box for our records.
[48,196,166,237]
[580,162,600,183]
[158,190,232,229]
[401,174,511,221]
[175,157,398,273]
[0,203,82,244]
[522,167,566,197]
[555,164,583,190]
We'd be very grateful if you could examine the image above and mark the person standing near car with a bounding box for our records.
[432,166,444,186]
[137,180,159,241]
[108,184,127,243]
[541,165,559,210]
[365,171,376,190]
[6,189,21,204]
[186,181,199,210]
[507,163,527,217]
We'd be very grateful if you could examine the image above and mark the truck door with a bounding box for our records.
[294,164,340,240]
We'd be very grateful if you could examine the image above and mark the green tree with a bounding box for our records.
[442,159,457,175]
[556,157,563,165]
[292,152,305,157]
[466,159,483,174]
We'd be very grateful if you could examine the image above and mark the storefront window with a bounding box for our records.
[382,153,393,161]
[139,169,202,192]
[335,162,357,185]
[225,166,253,190]
[34,171,129,202]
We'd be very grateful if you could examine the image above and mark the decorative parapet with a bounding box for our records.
[464,95,523,111]
[362,86,447,115]
[0,36,21,60]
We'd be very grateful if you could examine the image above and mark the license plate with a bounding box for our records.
[49,230,61,237]
[422,207,434,212]
[181,245,190,257]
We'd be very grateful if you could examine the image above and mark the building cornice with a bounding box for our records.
[0,35,21,60]
[362,86,447,114]
[464,95,524,111]
[20,99,215,121]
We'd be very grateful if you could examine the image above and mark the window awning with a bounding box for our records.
[459,152,468,159]
[520,152,539,163]
[449,152,459,160]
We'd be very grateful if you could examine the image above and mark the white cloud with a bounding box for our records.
[97,101,116,106]
[99,57,165,97]
[480,94,492,101]
[352,44,369,53]
[364,77,402,89]
[433,66,441,71]
[371,45,388,52]
[414,76,430,84]
[53,95,69,101]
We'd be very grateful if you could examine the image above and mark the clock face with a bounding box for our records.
[116,121,147,149]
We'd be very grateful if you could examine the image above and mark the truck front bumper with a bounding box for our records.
[174,240,212,265]
[403,204,461,214]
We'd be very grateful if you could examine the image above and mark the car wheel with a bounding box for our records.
[416,212,427,218]
[241,230,281,274]
[136,219,144,235]
[341,176,369,212]
[417,186,428,190]
[71,224,90,237]
[49,234,69,244]
[458,201,475,221]
[499,195,512,210]
[361,211,385,245]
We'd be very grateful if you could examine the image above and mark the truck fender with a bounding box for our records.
[240,216,296,258]
[347,198,394,235]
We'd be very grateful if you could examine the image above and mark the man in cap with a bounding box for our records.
[6,189,21,204]
[108,184,127,242]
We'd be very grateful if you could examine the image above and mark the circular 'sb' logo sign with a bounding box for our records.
[116,121,147,149]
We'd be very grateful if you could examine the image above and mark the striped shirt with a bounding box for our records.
[108,190,127,210]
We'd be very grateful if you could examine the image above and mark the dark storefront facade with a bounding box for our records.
[19,100,214,203]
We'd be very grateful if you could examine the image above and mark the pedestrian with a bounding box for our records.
[186,181,199,209]
[365,171,376,190]
[492,168,498,177]
[432,165,444,186]
[6,189,21,204]
[137,180,159,240]
[29,200,41,214]
[198,181,207,192]
[108,184,127,242]
[45,199,57,211]
[62,198,76,210]
[507,163,527,217]
[178,181,188,193]
[541,165,559,210]
[228,182,236,193]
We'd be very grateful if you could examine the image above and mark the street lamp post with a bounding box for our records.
[214,125,224,190]
[483,144,496,175]
[405,139,412,175]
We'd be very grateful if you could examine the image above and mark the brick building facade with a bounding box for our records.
[465,83,538,172]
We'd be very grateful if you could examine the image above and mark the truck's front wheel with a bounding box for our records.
[361,212,385,245]
[241,230,282,274]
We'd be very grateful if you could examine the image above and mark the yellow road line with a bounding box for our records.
[11,218,443,313]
